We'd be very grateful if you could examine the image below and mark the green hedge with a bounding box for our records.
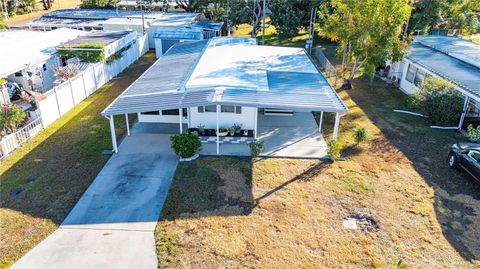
[57,43,105,63]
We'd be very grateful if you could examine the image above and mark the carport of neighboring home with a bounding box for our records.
[101,37,348,158]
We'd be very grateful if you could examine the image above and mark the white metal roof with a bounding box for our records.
[102,37,348,116]
[415,36,480,69]
[0,28,85,77]
[186,38,318,91]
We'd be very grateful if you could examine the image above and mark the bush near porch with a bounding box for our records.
[155,28,479,267]
[0,52,157,268]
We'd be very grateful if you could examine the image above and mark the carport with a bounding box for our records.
[101,37,348,157]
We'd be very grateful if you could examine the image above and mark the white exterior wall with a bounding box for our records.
[137,106,257,130]
[399,59,435,95]
[189,106,256,129]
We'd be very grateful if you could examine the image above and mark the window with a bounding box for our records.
[140,111,160,115]
[405,64,417,83]
[42,64,47,71]
[198,105,242,114]
[161,109,179,115]
[205,105,217,112]
[468,150,480,163]
[221,105,235,113]
[414,69,426,86]
[14,72,22,77]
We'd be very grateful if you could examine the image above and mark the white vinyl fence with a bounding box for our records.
[0,117,43,160]
[39,34,148,127]
[0,35,148,160]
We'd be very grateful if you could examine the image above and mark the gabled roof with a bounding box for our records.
[102,37,348,116]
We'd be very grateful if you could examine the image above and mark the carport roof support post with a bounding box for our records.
[179,108,183,133]
[458,95,470,129]
[333,112,340,140]
[109,116,118,153]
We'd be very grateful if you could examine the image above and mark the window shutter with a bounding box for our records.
[198,106,204,113]
[235,106,242,114]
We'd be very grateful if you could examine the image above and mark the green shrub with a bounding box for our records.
[467,124,480,142]
[0,104,27,136]
[57,43,105,63]
[353,127,367,145]
[327,139,343,160]
[106,44,132,64]
[411,76,463,125]
[249,140,264,158]
[170,133,202,158]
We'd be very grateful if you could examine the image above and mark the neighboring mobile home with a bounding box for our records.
[386,36,480,128]
[29,9,223,50]
[102,37,348,155]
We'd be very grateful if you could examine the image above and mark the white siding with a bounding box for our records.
[399,59,435,95]
[189,106,256,129]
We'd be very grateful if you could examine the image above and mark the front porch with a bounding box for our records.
[122,111,330,159]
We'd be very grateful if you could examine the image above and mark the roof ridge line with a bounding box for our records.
[178,39,213,91]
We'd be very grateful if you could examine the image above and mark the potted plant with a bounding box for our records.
[228,127,235,136]
[170,133,202,162]
[233,123,242,134]
[197,124,205,135]
[217,127,228,137]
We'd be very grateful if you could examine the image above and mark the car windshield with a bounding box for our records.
[467,150,480,162]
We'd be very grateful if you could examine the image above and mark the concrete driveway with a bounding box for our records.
[11,126,178,269]
[257,112,328,158]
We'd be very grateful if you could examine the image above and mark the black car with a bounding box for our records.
[448,143,480,182]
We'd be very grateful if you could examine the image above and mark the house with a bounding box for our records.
[0,28,85,117]
[386,36,480,128]
[29,9,223,50]
[101,37,348,156]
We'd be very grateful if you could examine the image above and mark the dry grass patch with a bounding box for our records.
[156,76,480,268]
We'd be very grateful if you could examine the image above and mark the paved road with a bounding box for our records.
[11,128,178,269]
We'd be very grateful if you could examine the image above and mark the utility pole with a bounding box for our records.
[261,0,266,45]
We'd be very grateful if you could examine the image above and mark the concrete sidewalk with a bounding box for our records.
[11,128,178,269]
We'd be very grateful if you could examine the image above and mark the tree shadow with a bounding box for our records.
[160,157,331,221]
[346,77,480,261]
[160,156,254,219]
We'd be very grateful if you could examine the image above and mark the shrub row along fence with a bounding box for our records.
[0,117,43,160]
[315,47,338,79]
[0,35,148,160]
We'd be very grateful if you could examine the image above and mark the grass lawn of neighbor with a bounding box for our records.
[0,52,157,268]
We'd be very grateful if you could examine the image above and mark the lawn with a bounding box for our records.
[6,0,81,27]
[155,32,480,267]
[0,52,156,268]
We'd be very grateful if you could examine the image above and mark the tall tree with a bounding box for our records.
[175,0,267,37]
[409,0,480,34]
[269,0,322,38]
[322,0,411,87]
